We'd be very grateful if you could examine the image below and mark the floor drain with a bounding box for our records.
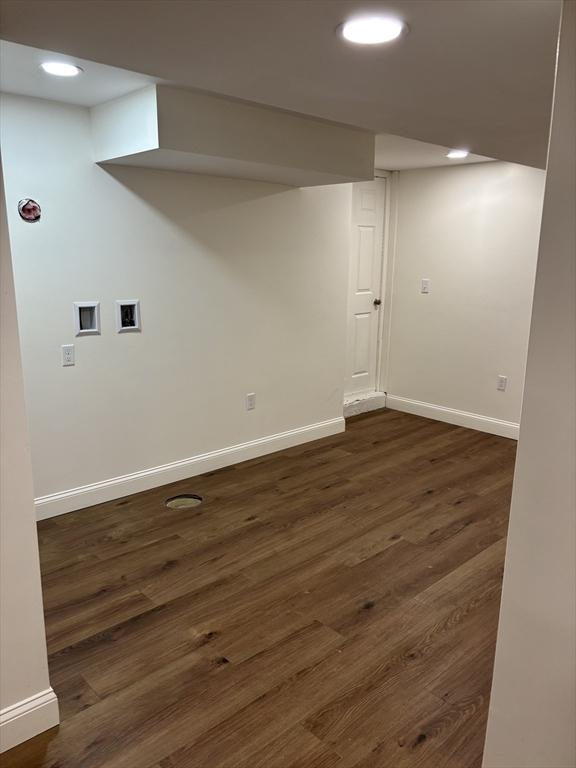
[165,494,203,510]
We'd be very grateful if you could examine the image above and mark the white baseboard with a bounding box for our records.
[343,391,387,417]
[34,416,345,520]
[0,688,59,753]
[385,395,519,439]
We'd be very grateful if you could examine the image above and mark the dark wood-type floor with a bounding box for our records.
[4,410,516,768]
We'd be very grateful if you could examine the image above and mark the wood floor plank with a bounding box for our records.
[304,595,501,764]
[166,723,343,768]
[47,573,253,698]
[350,694,489,768]
[50,672,101,723]
[160,593,493,768]
[46,589,156,654]
[2,410,515,768]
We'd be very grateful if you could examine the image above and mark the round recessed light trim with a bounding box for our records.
[446,148,470,159]
[40,61,83,77]
[341,16,406,45]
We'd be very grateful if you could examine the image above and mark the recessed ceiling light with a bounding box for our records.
[40,61,83,77]
[446,148,470,159]
[341,16,406,45]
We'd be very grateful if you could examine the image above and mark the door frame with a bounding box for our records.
[343,170,399,415]
[374,169,398,396]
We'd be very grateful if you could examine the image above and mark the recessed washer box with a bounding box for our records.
[115,300,141,333]
[73,301,101,336]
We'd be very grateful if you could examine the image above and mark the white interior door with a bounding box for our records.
[345,178,386,398]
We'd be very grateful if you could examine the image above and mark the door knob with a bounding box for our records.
[373,298,382,307]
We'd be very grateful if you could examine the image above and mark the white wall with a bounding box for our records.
[91,85,159,160]
[483,2,576,765]
[0,94,351,517]
[0,163,59,751]
[385,161,545,437]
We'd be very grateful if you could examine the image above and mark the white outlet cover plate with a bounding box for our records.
[62,344,75,366]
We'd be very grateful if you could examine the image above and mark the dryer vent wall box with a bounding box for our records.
[74,301,101,336]
[116,300,141,333]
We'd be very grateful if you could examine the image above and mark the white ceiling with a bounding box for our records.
[375,134,492,170]
[0,40,495,172]
[0,1,561,168]
[0,40,158,107]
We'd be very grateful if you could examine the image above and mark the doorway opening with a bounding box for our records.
[344,173,391,417]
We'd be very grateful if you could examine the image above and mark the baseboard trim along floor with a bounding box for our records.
[34,417,346,520]
[0,689,59,754]
[385,395,519,440]
[343,391,387,417]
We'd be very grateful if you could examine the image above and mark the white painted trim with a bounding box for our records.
[34,416,345,519]
[0,688,59,753]
[385,395,519,439]
[344,391,387,417]
[374,175,390,392]
[378,170,399,393]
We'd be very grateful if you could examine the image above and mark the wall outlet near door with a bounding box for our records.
[497,375,508,392]
[245,393,256,411]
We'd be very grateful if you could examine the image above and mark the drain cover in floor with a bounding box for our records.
[165,494,203,510]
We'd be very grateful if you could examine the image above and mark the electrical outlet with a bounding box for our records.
[245,393,256,411]
[497,375,507,392]
[62,344,75,367]
[420,278,431,294]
